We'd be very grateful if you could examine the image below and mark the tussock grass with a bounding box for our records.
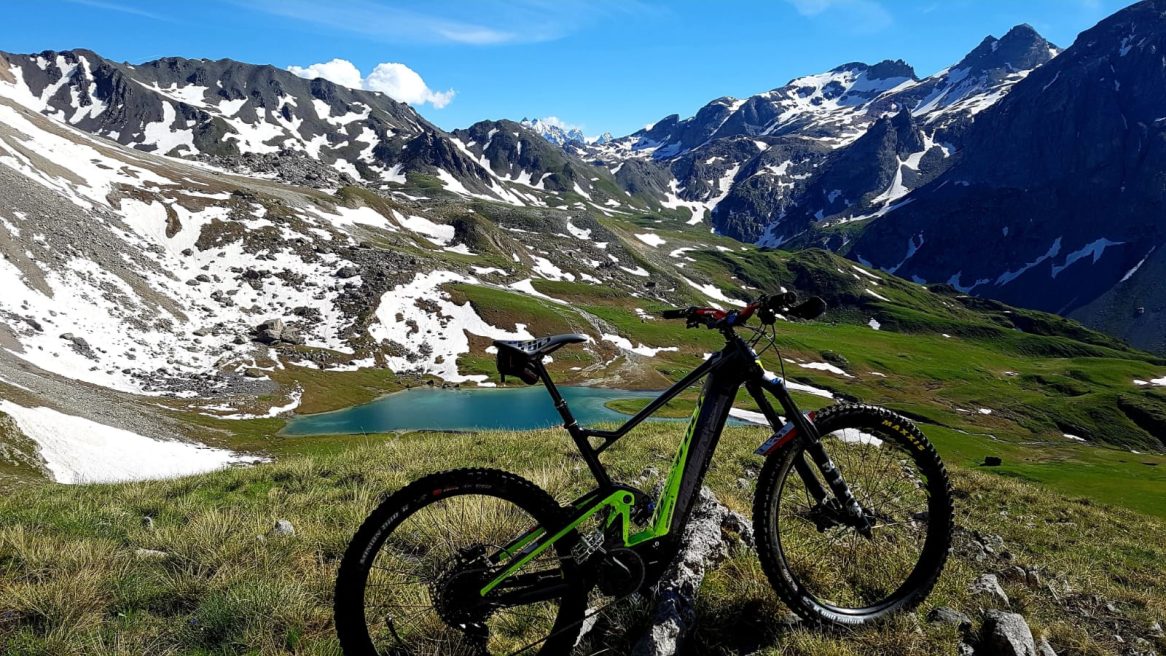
[1,424,1164,654]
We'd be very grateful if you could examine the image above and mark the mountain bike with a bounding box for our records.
[335,292,954,655]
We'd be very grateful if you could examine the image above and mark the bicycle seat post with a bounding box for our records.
[534,361,614,489]
[535,361,579,433]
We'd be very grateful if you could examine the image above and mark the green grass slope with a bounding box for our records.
[1,426,1163,655]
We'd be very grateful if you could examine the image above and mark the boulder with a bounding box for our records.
[979,610,1036,656]
[254,318,285,344]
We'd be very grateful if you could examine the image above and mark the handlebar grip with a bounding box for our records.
[660,308,690,319]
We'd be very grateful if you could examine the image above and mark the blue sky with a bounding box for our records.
[1,0,1134,136]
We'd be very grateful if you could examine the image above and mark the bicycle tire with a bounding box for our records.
[753,404,954,626]
[335,468,588,655]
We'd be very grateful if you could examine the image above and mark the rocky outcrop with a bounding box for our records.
[631,488,752,656]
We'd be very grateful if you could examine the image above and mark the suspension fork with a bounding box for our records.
[752,371,871,533]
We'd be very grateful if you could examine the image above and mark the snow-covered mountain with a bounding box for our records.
[849,0,1166,353]
[573,25,1058,241]
[0,51,716,481]
[0,49,654,215]
[519,117,587,146]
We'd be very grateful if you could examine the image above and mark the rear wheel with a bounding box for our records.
[753,404,953,626]
[335,468,587,655]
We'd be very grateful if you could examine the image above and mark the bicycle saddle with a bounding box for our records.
[493,334,587,384]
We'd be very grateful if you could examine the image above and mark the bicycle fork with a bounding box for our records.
[749,372,873,535]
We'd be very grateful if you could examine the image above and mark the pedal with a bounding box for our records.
[571,529,604,564]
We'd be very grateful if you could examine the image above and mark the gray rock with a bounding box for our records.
[631,488,749,656]
[927,606,973,632]
[1001,565,1027,582]
[970,573,1010,607]
[980,610,1037,656]
[134,547,169,560]
[270,519,295,537]
[141,515,154,531]
[1036,636,1057,656]
[959,641,976,656]
[336,265,360,278]
[255,318,285,344]
[280,328,306,346]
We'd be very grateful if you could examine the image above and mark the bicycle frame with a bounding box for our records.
[479,331,833,598]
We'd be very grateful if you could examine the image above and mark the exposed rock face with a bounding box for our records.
[850,0,1166,353]
[980,610,1038,656]
[631,488,752,656]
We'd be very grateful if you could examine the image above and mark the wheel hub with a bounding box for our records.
[430,546,493,628]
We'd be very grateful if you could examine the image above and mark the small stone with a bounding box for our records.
[981,610,1037,656]
[970,573,1010,607]
[927,607,972,632]
[1037,636,1057,656]
[336,265,360,278]
[270,519,295,537]
[141,516,155,531]
[195,274,211,283]
[1001,566,1027,582]
[1025,569,1042,589]
[134,548,169,560]
[1104,602,1119,614]
[958,641,975,656]
[736,477,750,490]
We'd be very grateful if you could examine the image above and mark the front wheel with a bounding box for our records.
[335,468,587,655]
[753,404,953,626]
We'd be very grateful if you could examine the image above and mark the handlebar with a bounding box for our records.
[658,291,826,330]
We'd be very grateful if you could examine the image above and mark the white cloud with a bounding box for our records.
[786,0,892,31]
[365,63,455,108]
[287,59,455,109]
[287,59,363,89]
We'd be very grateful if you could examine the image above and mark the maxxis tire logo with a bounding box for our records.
[880,418,925,453]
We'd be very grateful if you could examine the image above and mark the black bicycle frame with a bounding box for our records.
[536,332,824,546]
[479,329,864,600]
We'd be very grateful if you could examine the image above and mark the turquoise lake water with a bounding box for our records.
[281,386,666,436]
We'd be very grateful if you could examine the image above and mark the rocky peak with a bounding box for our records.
[956,24,1058,76]
[865,59,920,81]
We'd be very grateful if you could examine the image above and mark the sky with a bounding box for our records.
[0,0,1136,137]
